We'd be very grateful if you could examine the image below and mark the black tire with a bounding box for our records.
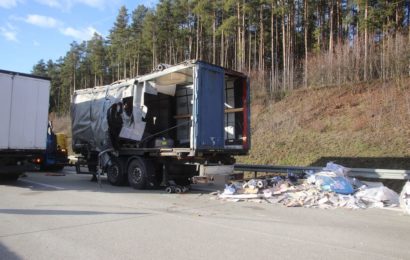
[106,157,126,186]
[0,173,21,182]
[88,163,97,174]
[127,157,149,190]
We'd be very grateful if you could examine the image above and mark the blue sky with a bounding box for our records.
[0,0,156,73]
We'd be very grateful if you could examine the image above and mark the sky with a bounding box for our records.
[0,0,156,73]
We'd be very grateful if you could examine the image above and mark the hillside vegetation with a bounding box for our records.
[239,79,410,169]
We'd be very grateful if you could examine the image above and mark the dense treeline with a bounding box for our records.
[32,0,410,114]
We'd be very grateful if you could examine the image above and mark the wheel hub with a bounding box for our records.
[108,165,119,179]
[131,167,143,183]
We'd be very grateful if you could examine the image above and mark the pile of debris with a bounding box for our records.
[215,162,410,212]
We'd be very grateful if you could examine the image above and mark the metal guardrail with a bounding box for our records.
[234,164,410,180]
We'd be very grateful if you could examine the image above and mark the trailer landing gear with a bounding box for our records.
[165,180,190,194]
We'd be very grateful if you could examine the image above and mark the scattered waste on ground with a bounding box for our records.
[213,162,404,211]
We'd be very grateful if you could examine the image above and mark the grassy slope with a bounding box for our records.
[239,79,410,169]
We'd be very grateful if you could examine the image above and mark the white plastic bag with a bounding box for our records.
[355,186,399,208]
[323,162,350,177]
[223,184,236,195]
[400,182,410,215]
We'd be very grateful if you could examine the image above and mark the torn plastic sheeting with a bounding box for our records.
[72,81,148,152]
[322,162,350,177]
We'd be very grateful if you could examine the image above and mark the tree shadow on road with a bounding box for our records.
[0,242,21,260]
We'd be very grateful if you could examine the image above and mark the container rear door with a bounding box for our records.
[0,73,13,149]
[9,75,50,150]
[193,63,225,150]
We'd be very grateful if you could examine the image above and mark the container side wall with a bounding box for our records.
[8,76,50,149]
[0,73,13,149]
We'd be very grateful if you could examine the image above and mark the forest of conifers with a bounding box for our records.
[32,0,410,113]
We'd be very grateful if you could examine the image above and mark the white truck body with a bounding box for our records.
[0,70,50,151]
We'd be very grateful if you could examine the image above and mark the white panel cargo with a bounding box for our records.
[0,71,50,150]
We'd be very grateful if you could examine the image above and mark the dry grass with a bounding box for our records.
[238,78,410,168]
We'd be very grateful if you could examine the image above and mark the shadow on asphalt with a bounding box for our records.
[0,242,21,260]
[0,167,220,195]
[0,209,148,216]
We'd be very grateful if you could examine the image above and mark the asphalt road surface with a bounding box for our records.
[0,168,409,260]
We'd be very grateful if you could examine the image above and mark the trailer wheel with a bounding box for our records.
[88,164,97,174]
[106,157,126,186]
[127,157,148,190]
[0,173,21,182]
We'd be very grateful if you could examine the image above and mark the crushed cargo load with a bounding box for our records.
[213,162,401,210]
[71,60,250,189]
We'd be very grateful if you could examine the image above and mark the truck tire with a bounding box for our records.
[0,173,21,181]
[88,164,97,174]
[107,157,126,186]
[127,157,149,190]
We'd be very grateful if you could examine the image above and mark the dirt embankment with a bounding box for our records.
[240,80,410,169]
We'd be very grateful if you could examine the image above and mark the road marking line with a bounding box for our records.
[20,179,65,190]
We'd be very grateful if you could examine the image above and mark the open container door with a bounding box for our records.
[193,62,225,151]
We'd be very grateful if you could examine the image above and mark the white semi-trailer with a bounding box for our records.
[0,69,50,180]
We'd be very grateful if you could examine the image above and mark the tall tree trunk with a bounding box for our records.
[248,30,251,73]
[364,0,368,81]
[282,12,287,90]
[304,0,308,88]
[237,2,240,70]
[259,5,265,72]
[196,16,199,60]
[136,52,140,76]
[317,4,321,52]
[199,20,203,60]
[220,30,224,67]
[288,5,293,90]
[271,1,275,93]
[212,9,216,64]
[329,0,334,54]
[337,0,342,45]
[242,0,246,71]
